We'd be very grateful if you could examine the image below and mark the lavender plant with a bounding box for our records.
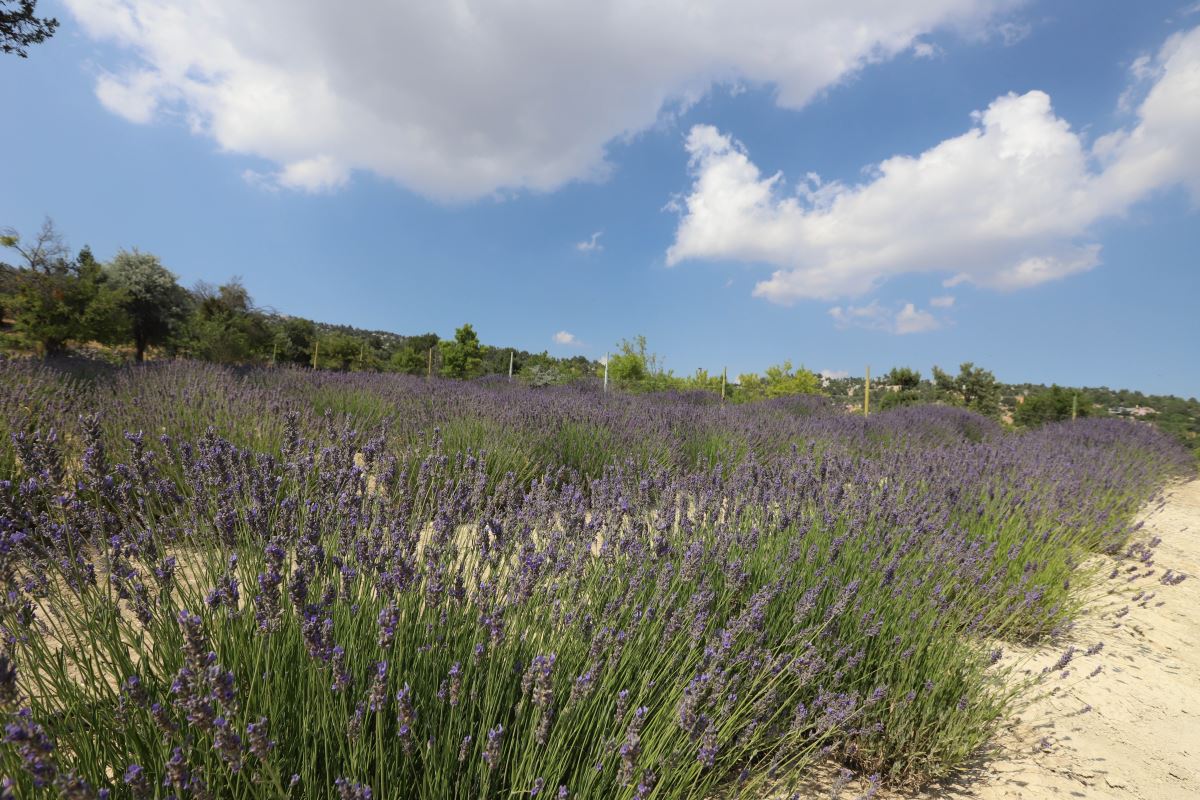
[0,360,1192,798]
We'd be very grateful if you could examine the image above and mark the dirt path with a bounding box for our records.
[918,478,1200,800]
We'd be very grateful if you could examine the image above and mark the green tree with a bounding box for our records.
[932,362,1002,418]
[389,332,439,375]
[1,220,122,355]
[1,1,58,58]
[316,331,363,371]
[735,361,820,402]
[185,279,272,364]
[885,367,921,390]
[606,336,661,387]
[879,367,924,410]
[440,323,482,379]
[106,250,190,362]
[270,317,317,366]
[1014,386,1091,427]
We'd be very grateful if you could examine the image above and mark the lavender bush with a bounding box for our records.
[0,359,1192,798]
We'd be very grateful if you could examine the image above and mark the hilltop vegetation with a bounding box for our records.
[3,218,1197,454]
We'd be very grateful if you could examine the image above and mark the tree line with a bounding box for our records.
[0,219,597,379]
[3,219,1195,445]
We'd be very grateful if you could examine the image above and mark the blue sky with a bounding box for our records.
[2,0,1198,397]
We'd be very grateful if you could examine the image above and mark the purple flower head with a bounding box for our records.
[482,724,504,769]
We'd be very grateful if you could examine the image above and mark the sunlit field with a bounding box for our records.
[0,359,1192,799]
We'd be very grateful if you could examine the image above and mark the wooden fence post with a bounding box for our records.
[864,366,870,415]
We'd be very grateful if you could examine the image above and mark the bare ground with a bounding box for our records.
[912,478,1200,800]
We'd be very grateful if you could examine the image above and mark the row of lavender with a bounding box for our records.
[0,359,1192,799]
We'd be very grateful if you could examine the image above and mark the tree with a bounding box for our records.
[440,323,482,379]
[885,367,921,390]
[271,317,317,366]
[315,331,362,371]
[736,361,820,402]
[879,367,924,410]
[1,220,123,355]
[607,336,661,387]
[106,250,190,362]
[1014,386,1091,427]
[185,279,272,364]
[933,362,1001,418]
[1,1,58,57]
[389,332,439,375]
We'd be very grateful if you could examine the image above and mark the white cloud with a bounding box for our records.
[276,156,350,193]
[668,25,1200,302]
[894,303,941,333]
[576,232,604,253]
[829,301,942,334]
[829,301,891,331]
[994,20,1032,46]
[929,294,956,307]
[913,41,942,59]
[820,369,850,380]
[65,0,1018,199]
[554,331,582,346]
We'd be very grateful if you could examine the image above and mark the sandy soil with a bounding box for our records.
[914,478,1200,800]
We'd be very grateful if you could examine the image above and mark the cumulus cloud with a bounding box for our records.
[554,331,581,346]
[829,302,941,334]
[667,25,1200,302]
[929,295,956,307]
[64,0,1017,199]
[894,303,941,334]
[576,232,604,253]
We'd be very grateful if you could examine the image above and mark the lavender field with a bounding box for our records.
[0,359,1193,799]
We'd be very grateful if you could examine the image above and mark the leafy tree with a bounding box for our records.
[933,362,1001,418]
[522,364,562,387]
[270,317,317,366]
[879,367,924,410]
[1,0,58,58]
[316,331,363,371]
[106,250,190,362]
[185,279,272,364]
[440,323,482,379]
[77,246,131,346]
[390,332,439,375]
[680,368,725,394]
[606,336,660,387]
[736,361,820,402]
[1,220,122,354]
[1014,385,1091,427]
[885,367,921,390]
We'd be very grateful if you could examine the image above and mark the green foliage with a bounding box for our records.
[605,335,656,387]
[1014,386,1091,427]
[184,279,272,364]
[106,250,190,362]
[388,333,439,375]
[270,317,317,366]
[1,221,125,355]
[0,0,58,58]
[440,323,483,378]
[933,362,1002,418]
[316,331,370,371]
[885,367,922,390]
[735,361,820,402]
[877,369,923,410]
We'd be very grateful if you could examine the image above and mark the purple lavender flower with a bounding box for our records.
[482,724,504,769]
